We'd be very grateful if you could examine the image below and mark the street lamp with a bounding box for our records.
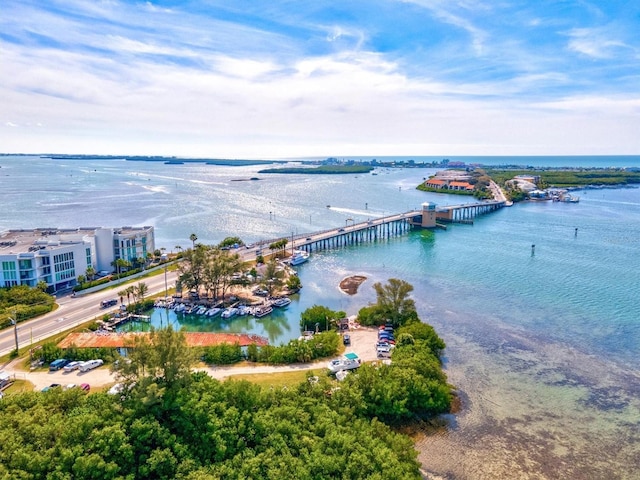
[164,264,168,303]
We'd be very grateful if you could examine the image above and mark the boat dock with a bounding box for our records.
[101,313,150,331]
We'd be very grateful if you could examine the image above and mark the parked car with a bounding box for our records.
[79,383,90,391]
[79,359,103,372]
[343,334,351,346]
[49,359,69,371]
[41,383,61,392]
[63,361,82,372]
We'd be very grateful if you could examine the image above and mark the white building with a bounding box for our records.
[0,226,154,292]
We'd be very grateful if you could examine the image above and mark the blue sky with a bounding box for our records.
[1,0,639,157]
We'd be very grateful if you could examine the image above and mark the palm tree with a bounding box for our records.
[117,289,127,305]
[85,266,96,281]
[112,258,129,276]
[125,285,136,305]
[190,233,198,249]
[175,245,182,255]
[135,282,149,302]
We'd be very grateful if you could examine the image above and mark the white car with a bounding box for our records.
[79,359,104,372]
[63,361,82,372]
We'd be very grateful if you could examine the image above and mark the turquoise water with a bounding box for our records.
[2,155,640,477]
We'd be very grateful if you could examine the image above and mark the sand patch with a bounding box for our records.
[339,275,367,295]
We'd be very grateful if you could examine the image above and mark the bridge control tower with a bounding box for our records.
[407,202,437,229]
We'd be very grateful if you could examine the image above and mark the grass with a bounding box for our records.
[226,369,324,388]
[2,379,35,395]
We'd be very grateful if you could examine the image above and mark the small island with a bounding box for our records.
[339,275,367,295]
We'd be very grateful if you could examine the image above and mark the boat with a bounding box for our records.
[272,297,291,308]
[205,307,221,316]
[254,305,273,318]
[236,305,251,316]
[327,353,361,373]
[288,250,309,266]
[221,307,238,319]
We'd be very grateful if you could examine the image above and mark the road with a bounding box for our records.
[3,326,379,391]
[1,215,399,358]
[0,268,179,358]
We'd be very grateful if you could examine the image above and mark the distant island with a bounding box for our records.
[258,165,374,174]
[43,154,283,166]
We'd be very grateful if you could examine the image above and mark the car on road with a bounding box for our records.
[338,228,345,232]
[343,334,351,346]
[306,237,312,241]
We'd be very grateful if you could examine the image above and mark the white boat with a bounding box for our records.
[237,305,250,316]
[272,297,291,308]
[327,353,361,373]
[205,308,221,316]
[288,250,310,266]
[196,306,207,315]
[221,307,238,319]
[254,305,273,318]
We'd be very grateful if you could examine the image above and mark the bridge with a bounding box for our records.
[257,200,507,256]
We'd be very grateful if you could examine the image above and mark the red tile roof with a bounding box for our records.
[57,332,269,349]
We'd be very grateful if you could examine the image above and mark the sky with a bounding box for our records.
[1,0,639,158]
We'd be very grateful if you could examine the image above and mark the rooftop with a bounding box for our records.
[57,331,269,349]
[0,226,153,255]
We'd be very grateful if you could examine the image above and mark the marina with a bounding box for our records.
[1,155,639,478]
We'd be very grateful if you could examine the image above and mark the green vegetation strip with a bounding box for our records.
[0,279,451,479]
[486,168,640,187]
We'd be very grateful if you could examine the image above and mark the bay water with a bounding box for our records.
[1,155,639,478]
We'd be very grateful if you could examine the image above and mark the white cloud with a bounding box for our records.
[566,27,628,59]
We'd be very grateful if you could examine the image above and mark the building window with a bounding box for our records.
[2,261,17,281]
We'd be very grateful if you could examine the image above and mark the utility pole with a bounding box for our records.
[11,310,19,352]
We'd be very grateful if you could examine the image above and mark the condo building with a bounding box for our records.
[0,226,154,292]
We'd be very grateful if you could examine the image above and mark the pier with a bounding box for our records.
[259,200,506,256]
[433,200,506,224]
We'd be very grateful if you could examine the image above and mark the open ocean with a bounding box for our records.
[1,154,639,478]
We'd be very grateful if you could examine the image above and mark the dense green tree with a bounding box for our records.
[299,305,345,332]
[396,321,446,355]
[372,278,417,327]
[262,259,284,296]
[286,274,302,293]
[218,236,243,248]
[178,244,209,294]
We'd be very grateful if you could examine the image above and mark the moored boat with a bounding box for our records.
[254,305,273,318]
[221,307,238,319]
[288,250,310,266]
[272,297,291,308]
